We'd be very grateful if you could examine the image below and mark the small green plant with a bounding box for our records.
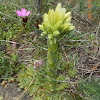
[0,51,24,81]
[17,59,79,99]
[39,3,75,89]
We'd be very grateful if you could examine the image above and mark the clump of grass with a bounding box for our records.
[77,78,100,100]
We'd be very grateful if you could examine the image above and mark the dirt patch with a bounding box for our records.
[0,82,32,100]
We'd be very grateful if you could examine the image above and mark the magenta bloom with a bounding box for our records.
[33,60,44,69]
[38,60,43,64]
[34,66,36,69]
[16,8,30,17]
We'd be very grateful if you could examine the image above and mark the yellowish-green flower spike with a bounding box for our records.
[39,3,75,38]
[38,3,75,85]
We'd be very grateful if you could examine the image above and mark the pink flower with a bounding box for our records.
[34,66,36,69]
[33,60,44,69]
[38,60,43,64]
[16,8,31,17]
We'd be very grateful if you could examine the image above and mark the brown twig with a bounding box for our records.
[61,46,69,62]
[16,77,34,100]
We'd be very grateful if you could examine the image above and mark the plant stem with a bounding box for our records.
[47,38,58,91]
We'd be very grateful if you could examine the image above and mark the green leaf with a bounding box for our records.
[68,68,77,78]
[43,13,49,22]
[67,31,75,39]
[41,31,47,36]
[48,25,54,33]
[48,9,55,26]
[48,34,53,39]
[55,3,62,16]
[73,32,86,39]
[41,32,45,36]
[53,30,60,37]
[43,22,48,33]
[38,25,45,31]
[54,21,62,31]
[48,39,58,52]
[64,12,71,19]
[65,16,71,23]
[67,25,75,31]
[47,50,54,64]
[61,23,70,32]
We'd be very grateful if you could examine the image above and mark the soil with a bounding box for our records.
[0,82,32,100]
